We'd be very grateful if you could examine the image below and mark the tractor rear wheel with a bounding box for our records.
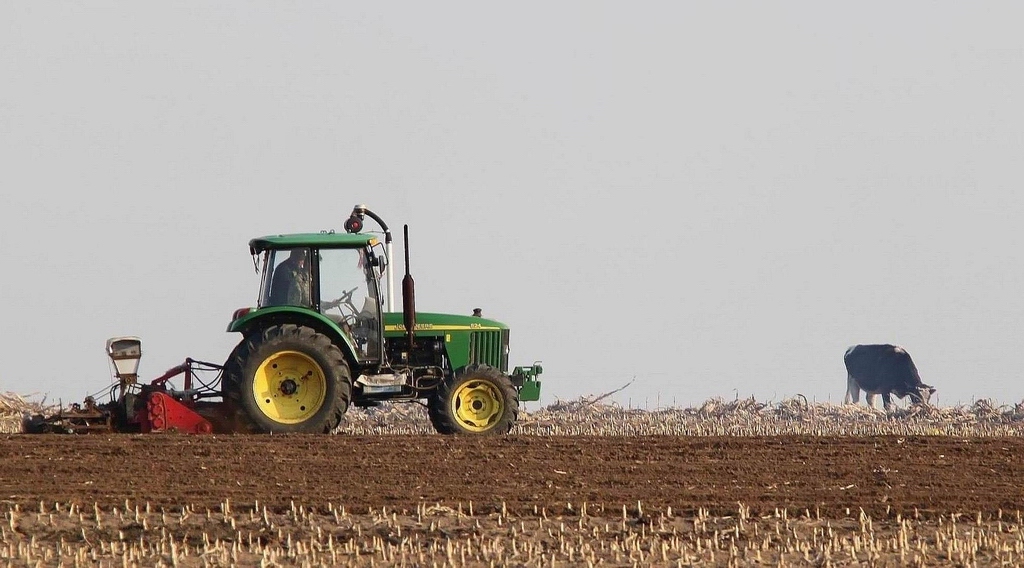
[223,324,351,433]
[428,364,518,435]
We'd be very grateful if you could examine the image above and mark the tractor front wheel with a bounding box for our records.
[428,364,518,435]
[223,324,351,433]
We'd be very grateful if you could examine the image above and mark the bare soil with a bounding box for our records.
[1,434,1020,519]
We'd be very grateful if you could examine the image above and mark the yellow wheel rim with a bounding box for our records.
[252,350,327,424]
[451,379,504,432]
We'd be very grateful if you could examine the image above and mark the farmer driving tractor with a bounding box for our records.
[269,248,311,307]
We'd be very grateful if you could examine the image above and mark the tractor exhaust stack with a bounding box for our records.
[402,224,416,350]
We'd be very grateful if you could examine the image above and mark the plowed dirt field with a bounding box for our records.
[2,434,1020,519]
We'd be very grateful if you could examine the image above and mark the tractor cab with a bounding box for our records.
[255,243,386,362]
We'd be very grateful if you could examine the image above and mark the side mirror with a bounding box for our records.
[370,242,388,277]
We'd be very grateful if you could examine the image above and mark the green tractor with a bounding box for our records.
[221,205,542,435]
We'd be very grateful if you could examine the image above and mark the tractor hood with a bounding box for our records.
[382,312,508,333]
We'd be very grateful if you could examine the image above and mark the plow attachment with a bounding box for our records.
[23,337,232,435]
[22,397,112,434]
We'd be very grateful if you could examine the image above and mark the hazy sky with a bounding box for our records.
[2,2,1023,410]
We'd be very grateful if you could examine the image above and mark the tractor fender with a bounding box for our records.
[227,307,361,366]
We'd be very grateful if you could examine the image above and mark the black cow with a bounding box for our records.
[843,344,935,410]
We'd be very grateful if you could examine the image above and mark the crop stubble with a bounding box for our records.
[2,434,1024,566]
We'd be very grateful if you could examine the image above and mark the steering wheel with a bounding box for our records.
[323,287,360,324]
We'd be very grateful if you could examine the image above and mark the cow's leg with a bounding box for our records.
[844,374,859,404]
[865,392,876,408]
[882,392,893,411]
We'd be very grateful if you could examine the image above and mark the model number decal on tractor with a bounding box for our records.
[387,323,435,330]
[385,324,503,332]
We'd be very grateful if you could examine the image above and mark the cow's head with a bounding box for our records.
[907,384,936,406]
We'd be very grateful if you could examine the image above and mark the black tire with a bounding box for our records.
[428,364,518,435]
[222,324,351,433]
[21,414,49,434]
